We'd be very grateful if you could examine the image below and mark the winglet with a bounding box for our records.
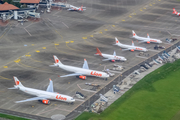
[46,79,54,92]
[83,58,89,69]
[113,51,116,56]
[147,33,150,38]
[132,41,134,46]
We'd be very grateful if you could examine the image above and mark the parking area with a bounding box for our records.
[0,0,179,119]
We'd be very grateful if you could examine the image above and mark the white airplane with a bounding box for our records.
[94,48,127,62]
[132,30,162,44]
[50,55,109,80]
[114,37,148,52]
[9,77,75,104]
[172,8,180,16]
[68,5,86,11]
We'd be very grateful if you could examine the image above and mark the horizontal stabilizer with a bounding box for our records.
[8,87,17,89]
[49,65,58,67]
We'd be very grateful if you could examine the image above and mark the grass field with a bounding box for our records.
[75,59,180,120]
[0,113,30,120]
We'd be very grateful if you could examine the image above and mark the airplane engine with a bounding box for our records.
[79,76,86,80]
[131,49,134,52]
[42,100,50,105]
[111,60,115,62]
[147,41,150,44]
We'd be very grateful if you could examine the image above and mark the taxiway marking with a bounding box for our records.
[24,28,32,36]
[62,22,69,28]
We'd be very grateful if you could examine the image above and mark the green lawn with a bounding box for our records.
[76,59,180,120]
[0,113,30,120]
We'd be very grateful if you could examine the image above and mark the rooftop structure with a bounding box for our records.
[20,0,40,4]
[0,2,19,11]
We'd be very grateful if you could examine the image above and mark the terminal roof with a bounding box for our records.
[0,2,19,11]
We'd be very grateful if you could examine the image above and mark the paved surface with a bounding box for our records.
[0,0,179,119]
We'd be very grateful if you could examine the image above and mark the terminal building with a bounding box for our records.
[0,1,40,22]
[20,0,41,8]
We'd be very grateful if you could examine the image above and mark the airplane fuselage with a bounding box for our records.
[117,43,147,52]
[17,86,75,103]
[101,53,127,61]
[133,36,162,43]
[58,64,109,78]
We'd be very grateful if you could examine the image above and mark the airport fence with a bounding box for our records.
[65,41,180,120]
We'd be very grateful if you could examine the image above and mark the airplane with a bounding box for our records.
[172,8,180,16]
[132,30,162,44]
[50,55,109,80]
[114,37,148,52]
[9,77,75,104]
[68,5,86,11]
[94,48,127,62]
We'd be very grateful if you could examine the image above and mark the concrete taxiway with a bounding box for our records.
[0,0,179,119]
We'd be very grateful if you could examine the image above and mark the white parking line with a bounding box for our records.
[108,70,121,73]
[148,49,161,52]
[24,28,32,36]
[136,55,148,59]
[82,89,96,93]
[62,22,69,28]
[75,99,85,102]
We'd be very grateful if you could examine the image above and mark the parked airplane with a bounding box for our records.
[114,37,148,52]
[9,77,75,104]
[50,55,109,80]
[172,8,180,16]
[68,5,86,11]
[94,48,127,62]
[132,30,162,44]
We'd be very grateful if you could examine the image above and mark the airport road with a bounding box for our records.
[0,0,179,119]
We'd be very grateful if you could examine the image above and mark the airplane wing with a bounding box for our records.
[139,40,148,43]
[122,48,131,51]
[102,58,113,61]
[15,97,46,103]
[68,8,73,11]
[60,73,83,77]
[46,79,54,92]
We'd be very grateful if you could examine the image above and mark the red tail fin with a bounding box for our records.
[173,8,177,14]
[96,48,102,56]
[79,5,83,11]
